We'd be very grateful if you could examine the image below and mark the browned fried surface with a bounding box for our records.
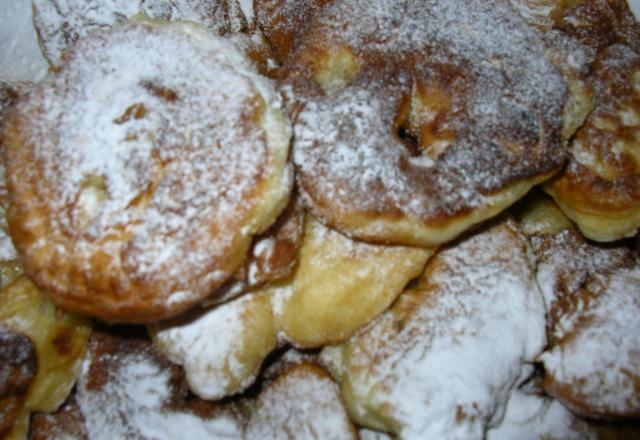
[532,228,640,419]
[0,327,37,436]
[255,0,331,63]
[29,327,247,439]
[542,0,640,241]
[285,0,567,247]
[32,0,249,66]
[215,193,304,304]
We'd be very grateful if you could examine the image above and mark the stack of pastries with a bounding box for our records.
[0,0,639,438]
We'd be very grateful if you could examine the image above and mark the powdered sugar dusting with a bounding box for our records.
[245,363,356,440]
[32,0,244,65]
[290,0,566,236]
[534,230,640,416]
[487,390,596,440]
[341,220,547,439]
[75,335,245,439]
[9,20,291,317]
[153,293,273,400]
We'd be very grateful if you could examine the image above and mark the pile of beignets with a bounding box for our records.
[0,0,639,439]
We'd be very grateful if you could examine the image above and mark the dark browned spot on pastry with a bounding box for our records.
[113,103,147,124]
[141,80,179,102]
[52,330,73,357]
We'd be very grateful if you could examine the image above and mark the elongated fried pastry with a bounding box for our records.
[328,219,546,438]
[150,291,278,401]
[271,215,433,348]
[3,19,292,323]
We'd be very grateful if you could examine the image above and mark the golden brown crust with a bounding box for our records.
[284,0,568,247]
[3,20,292,323]
[532,229,640,419]
[255,0,331,63]
[544,44,640,241]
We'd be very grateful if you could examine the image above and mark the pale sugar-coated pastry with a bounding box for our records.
[3,19,293,323]
[486,389,597,440]
[0,274,91,439]
[271,215,433,348]
[150,291,277,401]
[326,218,546,439]
[30,328,248,439]
[531,225,640,419]
[285,0,567,247]
[32,0,249,66]
[244,362,357,440]
[0,327,37,437]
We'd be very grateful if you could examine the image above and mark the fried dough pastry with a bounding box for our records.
[531,227,640,419]
[486,389,597,440]
[0,328,37,437]
[245,362,357,440]
[150,291,278,401]
[3,20,292,323]
[285,0,567,247]
[327,219,546,438]
[271,215,433,348]
[211,194,304,305]
[30,329,247,439]
[254,0,330,63]
[32,0,249,65]
[544,44,640,241]
[0,275,91,439]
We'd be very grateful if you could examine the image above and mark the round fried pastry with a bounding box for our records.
[3,20,292,323]
[544,44,640,241]
[32,0,249,65]
[0,275,91,439]
[286,0,567,247]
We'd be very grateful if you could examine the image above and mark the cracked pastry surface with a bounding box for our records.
[3,19,292,323]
